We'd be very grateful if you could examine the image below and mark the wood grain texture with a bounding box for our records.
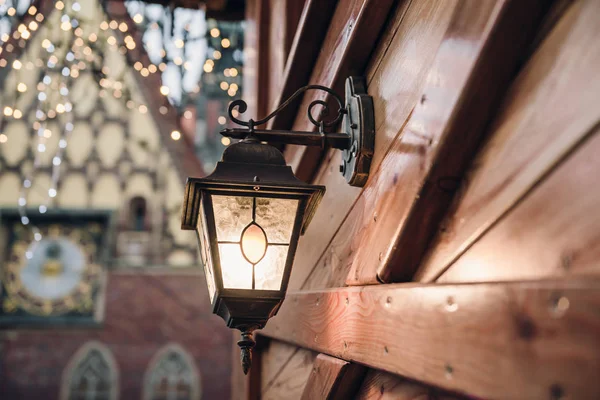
[437,123,600,283]
[266,0,338,131]
[289,0,457,291]
[355,370,462,400]
[416,0,600,282]
[300,353,366,400]
[260,338,299,394]
[344,0,549,285]
[262,279,600,398]
[262,347,318,400]
[283,0,396,182]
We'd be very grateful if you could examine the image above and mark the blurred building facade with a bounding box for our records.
[0,0,243,398]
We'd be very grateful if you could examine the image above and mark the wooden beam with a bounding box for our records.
[300,354,366,400]
[288,0,457,292]
[437,120,600,283]
[265,0,338,130]
[344,0,550,285]
[355,370,463,400]
[262,347,317,400]
[416,0,600,282]
[262,279,600,398]
[283,0,396,182]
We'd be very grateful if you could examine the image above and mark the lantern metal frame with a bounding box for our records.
[181,76,374,374]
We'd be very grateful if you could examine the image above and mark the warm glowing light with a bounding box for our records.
[159,63,167,72]
[29,21,38,31]
[55,1,64,10]
[100,21,109,30]
[220,82,229,90]
[174,57,183,66]
[44,129,52,138]
[134,61,143,71]
[160,86,170,96]
[230,83,239,92]
[107,36,117,45]
[171,130,181,140]
[36,14,44,22]
[109,20,118,30]
[89,33,97,42]
[12,60,22,70]
[228,88,237,97]
[210,28,220,38]
[206,59,214,66]
[175,39,184,48]
[213,50,222,59]
[3,107,13,116]
[13,109,22,119]
[140,68,149,77]
[119,22,128,32]
[0,134,7,143]
[139,105,148,114]
[7,7,16,16]
[184,110,193,119]
[224,68,230,77]
[218,116,227,125]
[241,224,267,264]
[148,64,157,73]
[126,41,136,50]
[28,5,37,14]
[17,83,27,92]
[133,14,144,24]
[230,68,238,77]
[61,21,72,31]
[203,64,213,73]
[221,38,231,48]
[221,137,230,146]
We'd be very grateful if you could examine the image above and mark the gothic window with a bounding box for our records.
[61,341,119,400]
[143,343,201,400]
[129,196,148,231]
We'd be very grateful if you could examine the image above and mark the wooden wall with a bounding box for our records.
[233,0,600,398]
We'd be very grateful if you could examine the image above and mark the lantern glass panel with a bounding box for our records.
[211,194,299,291]
[197,201,216,302]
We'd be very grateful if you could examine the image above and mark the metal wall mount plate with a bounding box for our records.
[341,76,375,187]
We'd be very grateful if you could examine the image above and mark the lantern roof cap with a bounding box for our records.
[221,139,286,166]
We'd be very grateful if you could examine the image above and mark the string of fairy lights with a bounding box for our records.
[0,0,243,253]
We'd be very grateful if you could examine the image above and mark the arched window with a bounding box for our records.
[129,196,148,231]
[60,341,119,400]
[143,343,201,400]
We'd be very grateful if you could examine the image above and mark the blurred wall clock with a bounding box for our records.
[0,210,112,327]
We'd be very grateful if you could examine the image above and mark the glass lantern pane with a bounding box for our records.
[212,195,253,241]
[254,245,289,290]
[197,201,216,302]
[218,243,253,289]
[255,198,299,243]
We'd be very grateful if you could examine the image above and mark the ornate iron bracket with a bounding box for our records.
[220,76,375,187]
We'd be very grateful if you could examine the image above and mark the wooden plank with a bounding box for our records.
[416,0,600,282]
[300,353,366,400]
[355,370,463,400]
[342,0,550,285]
[262,347,317,400]
[260,338,300,394]
[266,0,338,130]
[262,279,600,398]
[437,123,600,283]
[283,0,396,182]
[289,0,457,291]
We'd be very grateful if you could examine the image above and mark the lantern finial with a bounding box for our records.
[238,329,256,375]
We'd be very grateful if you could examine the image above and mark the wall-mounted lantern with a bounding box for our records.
[181,77,374,374]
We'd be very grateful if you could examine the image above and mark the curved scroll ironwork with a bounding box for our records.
[227,85,346,131]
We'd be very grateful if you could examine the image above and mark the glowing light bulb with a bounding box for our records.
[218,116,226,125]
[13,60,22,70]
[241,223,267,264]
[210,28,220,38]
[213,50,221,59]
[160,86,170,96]
[0,134,7,143]
[171,130,181,140]
[133,14,144,24]
[221,38,231,48]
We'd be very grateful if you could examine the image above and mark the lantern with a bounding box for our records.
[182,77,374,373]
